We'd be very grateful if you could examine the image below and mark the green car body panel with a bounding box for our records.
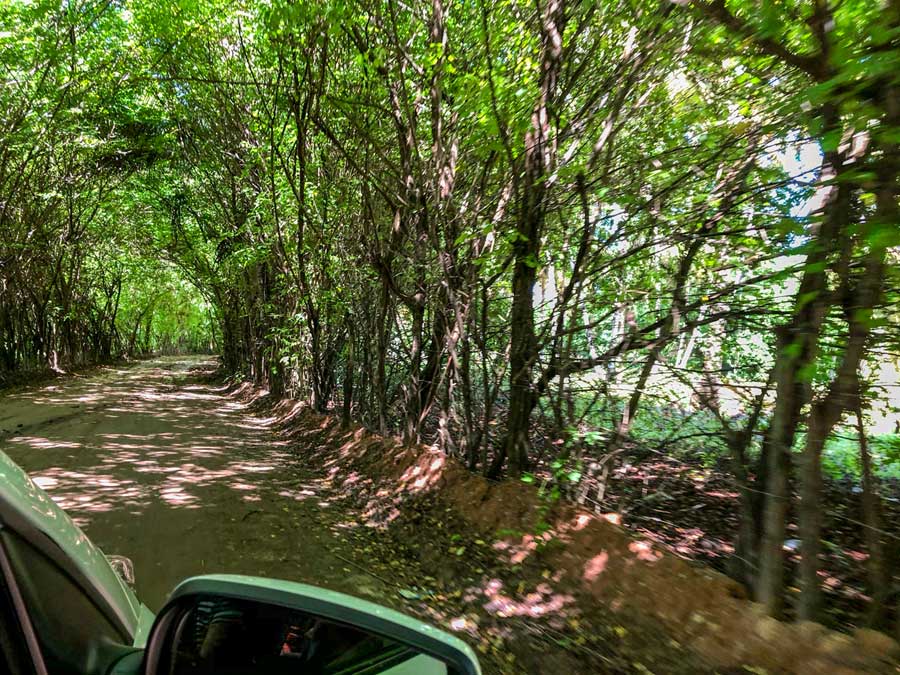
[0,449,155,646]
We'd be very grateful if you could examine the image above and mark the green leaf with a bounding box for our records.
[821,128,842,153]
[782,342,803,359]
[796,290,819,310]
[798,362,817,383]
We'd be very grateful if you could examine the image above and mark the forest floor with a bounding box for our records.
[2,356,897,674]
[0,355,709,674]
[594,449,900,633]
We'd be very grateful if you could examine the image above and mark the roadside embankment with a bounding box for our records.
[232,385,899,674]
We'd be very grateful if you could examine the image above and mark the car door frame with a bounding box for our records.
[0,487,140,643]
[0,528,47,675]
[0,512,138,675]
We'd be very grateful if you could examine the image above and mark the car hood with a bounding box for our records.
[0,450,148,641]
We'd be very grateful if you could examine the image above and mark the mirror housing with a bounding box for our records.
[141,574,481,675]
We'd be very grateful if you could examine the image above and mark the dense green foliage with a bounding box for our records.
[0,0,212,371]
[2,0,898,629]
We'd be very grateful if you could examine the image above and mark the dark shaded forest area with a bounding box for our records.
[2,0,899,645]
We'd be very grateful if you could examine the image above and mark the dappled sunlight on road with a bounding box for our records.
[1,358,301,526]
[277,486,320,501]
[9,436,288,521]
[0,356,358,608]
[10,436,83,450]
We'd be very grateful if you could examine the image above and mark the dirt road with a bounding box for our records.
[0,356,366,610]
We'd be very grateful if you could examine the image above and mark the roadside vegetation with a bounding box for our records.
[1,0,899,647]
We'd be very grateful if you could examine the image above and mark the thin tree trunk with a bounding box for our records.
[342,325,355,429]
[376,280,390,434]
[854,393,889,628]
[757,108,854,616]
[797,82,895,620]
[495,0,566,478]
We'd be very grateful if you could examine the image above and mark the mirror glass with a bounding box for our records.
[157,595,450,675]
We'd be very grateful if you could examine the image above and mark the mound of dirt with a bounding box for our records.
[259,397,898,674]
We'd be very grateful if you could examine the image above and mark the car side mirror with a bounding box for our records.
[139,574,481,675]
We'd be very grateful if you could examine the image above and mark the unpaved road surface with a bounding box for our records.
[0,356,366,610]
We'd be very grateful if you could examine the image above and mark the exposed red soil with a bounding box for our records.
[594,453,900,633]
[253,392,900,674]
